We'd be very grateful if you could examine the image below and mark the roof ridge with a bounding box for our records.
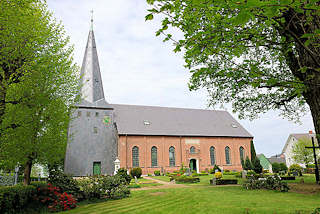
[111,103,227,112]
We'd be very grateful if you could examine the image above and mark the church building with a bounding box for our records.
[64,23,253,176]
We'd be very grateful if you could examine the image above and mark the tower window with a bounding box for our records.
[95,112,99,117]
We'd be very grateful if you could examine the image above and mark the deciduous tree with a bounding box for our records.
[145,0,320,137]
[292,137,314,166]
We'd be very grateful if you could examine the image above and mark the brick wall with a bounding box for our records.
[118,135,252,174]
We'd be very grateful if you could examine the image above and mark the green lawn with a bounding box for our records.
[128,177,163,188]
[63,185,320,214]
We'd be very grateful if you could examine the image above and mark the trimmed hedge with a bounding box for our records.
[215,179,238,185]
[280,176,296,181]
[171,176,200,183]
[0,185,36,213]
[130,168,142,179]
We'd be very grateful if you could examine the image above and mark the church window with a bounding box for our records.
[225,146,231,165]
[86,112,90,117]
[239,146,245,162]
[169,146,175,166]
[95,112,99,117]
[151,146,157,167]
[93,162,101,175]
[78,111,81,117]
[132,146,139,167]
[210,146,215,166]
[190,146,196,154]
[93,127,98,134]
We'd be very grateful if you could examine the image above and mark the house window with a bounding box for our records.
[77,111,81,117]
[225,146,231,165]
[151,146,157,167]
[93,162,101,175]
[190,146,196,154]
[169,146,175,166]
[239,146,245,162]
[210,146,215,166]
[95,112,99,117]
[132,146,139,167]
[86,112,90,117]
[93,127,98,134]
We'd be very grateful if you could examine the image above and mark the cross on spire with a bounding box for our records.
[90,10,94,30]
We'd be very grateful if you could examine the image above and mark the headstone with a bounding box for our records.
[14,166,19,185]
[38,173,41,182]
[185,168,191,176]
[134,176,138,184]
[242,170,247,179]
[210,177,216,185]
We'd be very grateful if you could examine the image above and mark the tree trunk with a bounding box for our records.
[23,158,32,185]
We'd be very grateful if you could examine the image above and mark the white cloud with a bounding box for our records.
[47,0,314,157]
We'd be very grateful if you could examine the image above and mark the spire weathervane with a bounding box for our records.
[90,9,94,30]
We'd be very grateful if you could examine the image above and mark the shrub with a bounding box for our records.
[147,173,152,176]
[174,175,200,183]
[0,184,36,213]
[243,175,289,192]
[154,170,161,176]
[34,183,77,212]
[77,175,130,200]
[244,157,252,170]
[288,164,303,176]
[216,179,238,185]
[280,176,295,180]
[48,169,80,197]
[209,165,221,174]
[130,168,142,179]
[116,168,131,184]
[214,172,222,179]
[279,163,288,172]
[272,163,280,173]
[224,169,230,173]
[252,158,263,173]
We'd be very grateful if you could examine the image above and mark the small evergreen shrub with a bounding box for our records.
[48,169,80,197]
[154,170,161,176]
[216,179,238,185]
[116,168,131,184]
[272,163,280,173]
[252,158,263,173]
[288,164,303,176]
[130,167,142,179]
[244,157,252,170]
[174,175,200,183]
[279,163,288,172]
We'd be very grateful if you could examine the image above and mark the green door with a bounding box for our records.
[93,162,101,175]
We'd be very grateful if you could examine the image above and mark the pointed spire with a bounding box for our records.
[79,15,107,104]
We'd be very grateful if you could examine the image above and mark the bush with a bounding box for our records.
[154,170,161,176]
[0,184,36,213]
[216,179,238,185]
[214,172,222,179]
[280,176,295,180]
[34,183,77,212]
[243,175,289,192]
[77,175,130,200]
[272,163,280,173]
[116,168,131,185]
[130,168,142,179]
[244,157,252,170]
[279,163,288,172]
[209,165,221,174]
[252,158,263,173]
[288,164,303,176]
[174,175,200,183]
[48,169,80,197]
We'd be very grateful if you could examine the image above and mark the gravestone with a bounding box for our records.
[185,168,191,176]
[14,166,19,185]
[242,170,247,179]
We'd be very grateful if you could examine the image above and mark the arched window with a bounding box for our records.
[225,146,231,165]
[210,146,215,166]
[132,146,139,167]
[190,146,196,154]
[239,146,245,162]
[169,146,175,166]
[151,146,157,167]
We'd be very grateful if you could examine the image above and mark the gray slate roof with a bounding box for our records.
[112,104,253,137]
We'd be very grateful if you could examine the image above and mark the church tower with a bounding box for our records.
[64,18,118,176]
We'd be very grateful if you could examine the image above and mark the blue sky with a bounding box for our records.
[47,0,314,157]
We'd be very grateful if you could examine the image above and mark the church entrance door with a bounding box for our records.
[189,159,197,172]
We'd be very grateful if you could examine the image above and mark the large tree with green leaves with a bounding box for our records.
[145,1,320,135]
[292,137,314,166]
[0,0,79,185]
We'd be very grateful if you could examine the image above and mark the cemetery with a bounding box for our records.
[1,0,319,213]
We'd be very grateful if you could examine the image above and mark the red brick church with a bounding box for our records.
[64,22,253,176]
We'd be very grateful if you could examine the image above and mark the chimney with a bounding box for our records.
[309,130,313,134]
